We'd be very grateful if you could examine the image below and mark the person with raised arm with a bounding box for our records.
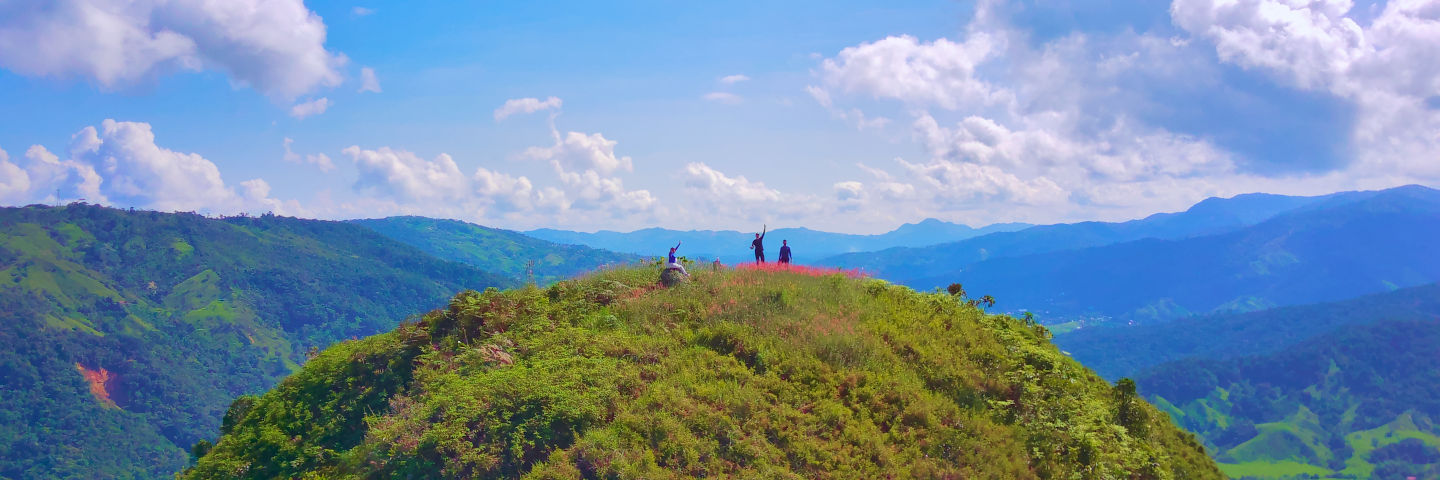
[750,224,767,263]
[667,241,688,277]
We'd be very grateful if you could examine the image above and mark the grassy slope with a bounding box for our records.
[0,204,514,479]
[351,216,639,284]
[186,265,1220,479]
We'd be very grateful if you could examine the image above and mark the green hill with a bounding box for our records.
[1137,319,1440,478]
[350,216,639,284]
[185,265,1220,479]
[0,204,514,479]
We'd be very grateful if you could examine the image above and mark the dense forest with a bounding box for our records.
[1057,281,1440,379]
[1137,319,1440,478]
[186,265,1220,479]
[0,204,512,479]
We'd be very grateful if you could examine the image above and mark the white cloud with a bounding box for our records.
[0,147,31,203]
[817,34,1010,110]
[804,85,833,108]
[473,166,566,214]
[282,137,335,172]
[289,97,331,119]
[833,180,865,203]
[801,3,1287,226]
[493,96,563,121]
[524,129,634,174]
[352,6,375,16]
[702,91,742,103]
[358,67,381,93]
[0,120,294,214]
[343,146,468,203]
[338,127,658,227]
[0,0,345,99]
[681,163,821,221]
[1172,0,1440,179]
[719,74,750,84]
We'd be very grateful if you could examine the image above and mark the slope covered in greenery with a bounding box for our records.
[1057,282,1440,379]
[351,216,638,284]
[1136,319,1440,479]
[186,265,1220,479]
[0,204,513,479]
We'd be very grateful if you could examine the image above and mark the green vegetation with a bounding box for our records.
[1137,319,1440,478]
[1057,281,1440,379]
[351,216,639,284]
[0,204,513,479]
[187,265,1220,479]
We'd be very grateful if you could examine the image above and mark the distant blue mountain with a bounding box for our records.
[819,190,1334,280]
[1057,281,1440,380]
[525,219,1030,264]
[898,185,1440,323]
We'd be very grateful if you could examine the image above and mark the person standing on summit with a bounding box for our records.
[750,224,767,263]
[778,240,792,264]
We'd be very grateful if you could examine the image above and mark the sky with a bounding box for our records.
[0,0,1437,234]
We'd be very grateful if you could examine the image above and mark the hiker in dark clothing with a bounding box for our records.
[750,224,767,263]
[778,240,792,264]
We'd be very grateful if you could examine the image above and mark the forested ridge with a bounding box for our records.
[0,204,512,479]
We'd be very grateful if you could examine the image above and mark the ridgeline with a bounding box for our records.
[0,204,512,479]
[186,264,1220,479]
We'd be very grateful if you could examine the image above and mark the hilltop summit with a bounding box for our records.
[186,265,1220,479]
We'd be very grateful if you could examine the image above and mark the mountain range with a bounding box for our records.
[5,184,1440,479]
[825,185,1440,325]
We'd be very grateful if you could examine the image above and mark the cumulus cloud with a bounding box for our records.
[358,67,381,93]
[493,96,563,121]
[719,74,750,84]
[681,163,821,221]
[702,91,742,103]
[0,0,346,99]
[1172,0,1440,178]
[0,147,31,203]
[0,120,295,215]
[340,115,658,226]
[524,129,634,174]
[802,2,1331,225]
[282,137,335,172]
[817,34,1010,110]
[343,146,468,203]
[289,97,331,119]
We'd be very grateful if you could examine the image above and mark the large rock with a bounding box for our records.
[659,268,687,287]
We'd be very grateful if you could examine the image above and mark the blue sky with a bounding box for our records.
[0,0,1436,233]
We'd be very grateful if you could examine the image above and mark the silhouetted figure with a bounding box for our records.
[778,240,791,264]
[667,241,688,276]
[750,224,767,263]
